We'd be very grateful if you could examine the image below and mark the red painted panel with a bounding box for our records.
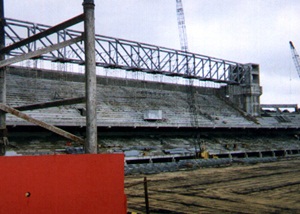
[0,154,126,214]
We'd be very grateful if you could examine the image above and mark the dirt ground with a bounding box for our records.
[125,158,300,214]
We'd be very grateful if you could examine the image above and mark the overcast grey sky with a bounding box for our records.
[4,0,300,105]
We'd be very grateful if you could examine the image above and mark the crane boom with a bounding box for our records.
[176,0,189,52]
[289,41,300,78]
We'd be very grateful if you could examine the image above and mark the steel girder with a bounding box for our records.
[3,17,251,85]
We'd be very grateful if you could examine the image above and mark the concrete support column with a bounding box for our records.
[83,0,97,153]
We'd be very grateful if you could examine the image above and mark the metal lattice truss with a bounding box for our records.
[2,16,251,85]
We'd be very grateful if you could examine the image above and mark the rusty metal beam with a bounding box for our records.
[0,103,85,144]
[0,13,84,54]
[14,97,86,111]
[0,35,83,68]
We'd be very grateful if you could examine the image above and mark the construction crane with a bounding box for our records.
[175,0,200,130]
[289,41,300,78]
[176,0,189,52]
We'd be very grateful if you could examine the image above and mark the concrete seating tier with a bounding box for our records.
[5,67,300,129]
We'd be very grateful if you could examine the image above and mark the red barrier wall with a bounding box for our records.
[0,154,126,213]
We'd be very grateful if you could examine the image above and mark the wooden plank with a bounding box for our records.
[0,103,85,144]
[0,36,83,68]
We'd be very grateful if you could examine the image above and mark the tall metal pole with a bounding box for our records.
[83,0,97,153]
[0,0,7,154]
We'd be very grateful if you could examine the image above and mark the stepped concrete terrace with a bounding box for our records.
[5,66,300,130]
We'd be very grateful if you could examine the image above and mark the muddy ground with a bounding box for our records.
[125,157,300,213]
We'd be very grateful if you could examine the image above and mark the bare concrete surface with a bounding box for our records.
[125,158,300,213]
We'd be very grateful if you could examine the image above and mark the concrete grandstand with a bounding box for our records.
[6,66,300,129]
[4,66,300,160]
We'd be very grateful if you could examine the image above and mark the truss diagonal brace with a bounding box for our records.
[0,103,85,144]
[0,13,84,54]
[0,35,83,68]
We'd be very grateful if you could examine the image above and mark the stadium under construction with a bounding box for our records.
[0,1,299,163]
[0,1,300,212]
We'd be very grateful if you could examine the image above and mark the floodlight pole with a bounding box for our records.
[83,0,97,153]
[0,0,7,144]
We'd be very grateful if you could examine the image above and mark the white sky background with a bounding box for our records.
[4,0,300,105]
